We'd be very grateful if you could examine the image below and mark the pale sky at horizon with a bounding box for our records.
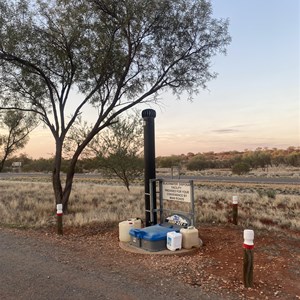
[20,0,300,158]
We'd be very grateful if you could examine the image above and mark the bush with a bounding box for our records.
[186,155,212,171]
[286,152,300,167]
[232,162,250,175]
[256,189,276,199]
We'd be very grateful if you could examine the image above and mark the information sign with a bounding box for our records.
[162,181,192,203]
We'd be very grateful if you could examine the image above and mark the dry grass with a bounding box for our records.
[0,181,145,228]
[0,179,299,232]
[195,186,300,231]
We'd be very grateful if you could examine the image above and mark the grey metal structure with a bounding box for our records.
[148,178,195,226]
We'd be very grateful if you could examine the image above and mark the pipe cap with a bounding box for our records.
[142,109,156,119]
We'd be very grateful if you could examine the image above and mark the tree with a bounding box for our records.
[243,151,271,171]
[156,155,185,178]
[186,154,212,171]
[0,0,231,211]
[0,110,36,171]
[98,113,144,191]
[232,162,250,175]
[22,157,54,172]
[73,112,144,191]
[99,152,143,191]
[286,152,300,167]
[157,155,184,168]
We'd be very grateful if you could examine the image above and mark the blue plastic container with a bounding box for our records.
[129,224,180,251]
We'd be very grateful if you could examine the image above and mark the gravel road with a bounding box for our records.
[0,228,216,300]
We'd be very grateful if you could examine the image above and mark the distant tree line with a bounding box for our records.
[4,147,300,177]
[156,147,300,175]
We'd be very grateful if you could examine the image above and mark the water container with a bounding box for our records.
[119,218,142,242]
[167,231,182,251]
[130,224,179,251]
[180,226,199,249]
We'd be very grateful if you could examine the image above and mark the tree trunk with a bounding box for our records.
[124,176,130,192]
[62,157,78,213]
[0,147,9,172]
[52,139,63,206]
[0,159,5,172]
[52,134,93,213]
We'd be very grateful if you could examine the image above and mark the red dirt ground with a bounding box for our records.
[15,222,299,300]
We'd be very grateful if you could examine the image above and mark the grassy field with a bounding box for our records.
[0,176,299,232]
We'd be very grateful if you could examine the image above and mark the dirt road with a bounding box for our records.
[0,227,215,300]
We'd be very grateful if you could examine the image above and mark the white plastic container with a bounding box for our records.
[119,218,142,242]
[167,231,182,251]
[180,226,199,249]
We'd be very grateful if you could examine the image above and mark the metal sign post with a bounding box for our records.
[149,178,195,227]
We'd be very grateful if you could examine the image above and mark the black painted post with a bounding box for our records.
[142,109,157,226]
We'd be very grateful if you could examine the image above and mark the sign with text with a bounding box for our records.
[162,181,192,203]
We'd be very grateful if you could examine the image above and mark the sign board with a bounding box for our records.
[162,181,192,203]
[12,162,22,167]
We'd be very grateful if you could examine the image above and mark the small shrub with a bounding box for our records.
[256,189,276,199]
[266,189,276,199]
[256,189,264,198]
[232,162,250,175]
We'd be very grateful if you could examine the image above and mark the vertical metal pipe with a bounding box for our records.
[142,109,157,226]
[159,179,163,224]
[190,180,195,226]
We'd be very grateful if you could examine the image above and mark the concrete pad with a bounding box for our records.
[119,238,203,256]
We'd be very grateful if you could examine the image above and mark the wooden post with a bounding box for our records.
[243,229,254,288]
[232,196,238,225]
[57,204,63,235]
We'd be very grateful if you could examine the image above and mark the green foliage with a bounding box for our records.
[99,152,143,189]
[75,158,100,173]
[22,158,54,173]
[186,154,213,171]
[266,190,276,199]
[88,112,144,191]
[256,189,276,199]
[243,151,271,170]
[0,110,37,171]
[3,146,300,175]
[285,152,300,167]
[272,155,286,166]
[232,162,250,175]
[157,155,184,168]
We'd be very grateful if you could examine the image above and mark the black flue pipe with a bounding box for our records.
[142,109,157,226]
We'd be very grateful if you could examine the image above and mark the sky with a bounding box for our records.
[21,0,300,158]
